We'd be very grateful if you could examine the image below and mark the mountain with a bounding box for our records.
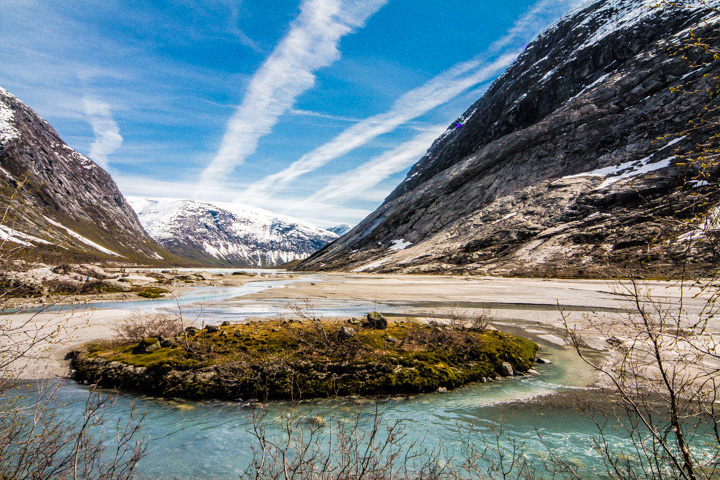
[0,87,171,265]
[328,224,353,236]
[298,0,720,277]
[129,198,339,267]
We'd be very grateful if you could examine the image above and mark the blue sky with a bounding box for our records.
[1,0,584,228]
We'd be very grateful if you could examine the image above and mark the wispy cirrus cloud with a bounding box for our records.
[239,0,585,205]
[196,0,388,193]
[290,108,361,123]
[82,97,123,170]
[304,125,447,205]
[237,53,516,203]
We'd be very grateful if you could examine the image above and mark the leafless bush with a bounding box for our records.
[0,181,147,478]
[444,306,492,332]
[561,279,720,480]
[0,383,146,479]
[243,405,448,480]
[113,309,183,343]
[289,299,332,347]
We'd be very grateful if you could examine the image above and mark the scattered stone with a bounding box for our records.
[536,357,552,365]
[185,326,198,336]
[205,325,220,333]
[437,387,448,393]
[137,338,161,354]
[498,362,514,377]
[528,369,540,375]
[338,326,357,340]
[366,311,387,330]
[233,330,245,338]
[383,335,398,344]
[221,321,230,326]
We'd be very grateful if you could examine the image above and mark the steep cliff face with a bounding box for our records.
[129,198,339,267]
[0,87,171,264]
[299,0,720,277]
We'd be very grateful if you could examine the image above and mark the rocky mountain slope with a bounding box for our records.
[129,198,339,267]
[0,87,173,265]
[299,0,720,277]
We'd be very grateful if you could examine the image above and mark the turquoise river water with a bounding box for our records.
[7,271,669,478]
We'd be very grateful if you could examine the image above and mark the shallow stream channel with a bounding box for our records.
[12,271,642,478]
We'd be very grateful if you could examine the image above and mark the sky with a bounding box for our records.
[0,0,585,228]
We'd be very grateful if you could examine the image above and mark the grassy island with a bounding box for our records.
[71,314,539,401]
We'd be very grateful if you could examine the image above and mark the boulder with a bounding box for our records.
[205,325,220,333]
[137,338,161,354]
[366,311,387,330]
[338,326,357,340]
[498,362,514,377]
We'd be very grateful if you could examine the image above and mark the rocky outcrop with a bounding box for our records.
[0,87,171,264]
[298,1,720,277]
[129,198,338,267]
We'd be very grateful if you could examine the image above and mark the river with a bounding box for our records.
[7,270,709,479]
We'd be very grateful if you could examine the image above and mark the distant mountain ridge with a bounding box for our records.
[129,198,339,267]
[298,0,720,277]
[328,224,352,236]
[0,87,171,264]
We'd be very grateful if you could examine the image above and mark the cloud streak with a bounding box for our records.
[197,0,387,193]
[304,125,447,205]
[238,0,579,204]
[83,97,123,169]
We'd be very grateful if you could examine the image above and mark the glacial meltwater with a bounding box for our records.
[4,271,657,478]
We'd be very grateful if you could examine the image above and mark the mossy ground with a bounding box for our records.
[75,319,538,401]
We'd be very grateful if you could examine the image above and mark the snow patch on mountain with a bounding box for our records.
[0,100,19,144]
[0,225,52,247]
[43,216,123,257]
[389,239,412,251]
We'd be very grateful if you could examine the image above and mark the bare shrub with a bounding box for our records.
[243,406,447,480]
[444,306,492,332]
[113,309,182,343]
[0,383,146,479]
[0,178,147,478]
[561,279,720,480]
[289,299,332,347]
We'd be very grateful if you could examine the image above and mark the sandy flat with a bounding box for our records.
[4,273,715,381]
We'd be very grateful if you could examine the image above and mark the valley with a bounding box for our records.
[1,0,719,477]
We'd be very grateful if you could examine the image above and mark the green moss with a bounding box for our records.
[136,287,169,299]
[73,319,539,401]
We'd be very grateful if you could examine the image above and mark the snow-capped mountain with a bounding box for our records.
[328,224,353,237]
[299,0,720,277]
[129,198,339,267]
[0,87,171,264]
